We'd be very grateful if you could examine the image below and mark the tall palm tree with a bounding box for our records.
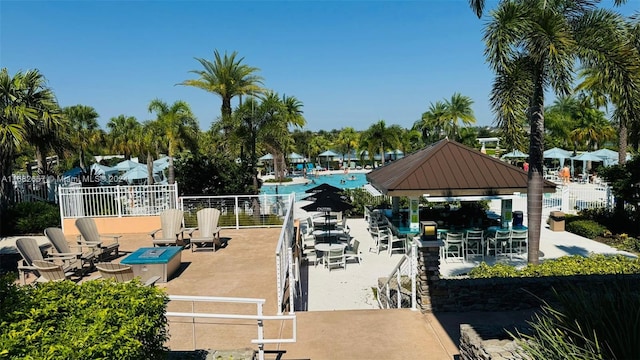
[414,101,448,145]
[106,115,140,160]
[148,99,199,184]
[180,50,264,137]
[63,105,101,172]
[0,68,62,232]
[443,93,477,139]
[477,0,633,264]
[336,127,359,169]
[361,120,399,167]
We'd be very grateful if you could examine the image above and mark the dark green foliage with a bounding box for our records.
[0,277,169,359]
[468,254,640,278]
[566,220,607,239]
[343,188,387,217]
[3,201,60,235]
[516,281,640,359]
[174,153,255,196]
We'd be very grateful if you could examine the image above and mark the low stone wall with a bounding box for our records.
[459,324,525,360]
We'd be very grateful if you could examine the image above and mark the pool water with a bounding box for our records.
[260,173,369,195]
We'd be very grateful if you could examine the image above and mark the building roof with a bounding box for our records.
[366,139,557,197]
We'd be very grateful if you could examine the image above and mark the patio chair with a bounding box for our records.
[487,229,512,258]
[345,239,361,265]
[32,260,77,282]
[187,208,222,252]
[387,229,406,257]
[325,247,346,271]
[44,227,95,273]
[464,229,484,261]
[149,209,185,247]
[75,217,121,261]
[443,232,464,263]
[510,229,528,259]
[301,217,316,250]
[95,262,160,286]
[15,237,77,284]
[369,227,389,254]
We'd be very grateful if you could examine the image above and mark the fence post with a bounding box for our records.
[235,195,240,229]
[606,185,613,210]
[411,239,417,311]
[561,186,570,213]
[58,188,65,233]
[116,185,122,217]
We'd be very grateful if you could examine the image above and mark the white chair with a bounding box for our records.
[345,239,361,265]
[464,230,484,261]
[325,247,346,271]
[387,229,406,256]
[369,227,389,254]
[443,232,464,263]
[487,229,512,258]
[510,229,528,259]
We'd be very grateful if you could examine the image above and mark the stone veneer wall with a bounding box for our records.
[459,324,525,360]
[416,240,640,312]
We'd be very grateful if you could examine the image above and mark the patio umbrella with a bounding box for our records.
[115,159,143,172]
[288,152,305,163]
[259,153,274,161]
[120,166,151,184]
[590,148,619,166]
[571,152,604,177]
[305,183,342,193]
[501,150,529,159]
[304,189,349,202]
[302,192,354,244]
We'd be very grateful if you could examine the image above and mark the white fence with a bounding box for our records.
[166,295,296,360]
[510,183,614,215]
[275,194,297,315]
[377,240,418,310]
[58,183,178,218]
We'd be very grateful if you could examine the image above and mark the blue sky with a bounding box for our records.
[1,1,636,132]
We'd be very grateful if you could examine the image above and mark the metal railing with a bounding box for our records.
[180,194,291,229]
[377,240,418,310]
[58,183,178,218]
[510,183,614,215]
[166,295,296,360]
[275,193,297,315]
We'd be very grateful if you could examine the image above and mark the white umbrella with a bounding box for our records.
[120,166,152,184]
[571,152,604,177]
[590,149,619,166]
[153,156,172,170]
[259,153,274,161]
[90,163,118,183]
[501,150,529,159]
[115,159,142,172]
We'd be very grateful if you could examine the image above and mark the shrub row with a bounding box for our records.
[468,254,640,278]
[3,201,60,235]
[565,219,607,239]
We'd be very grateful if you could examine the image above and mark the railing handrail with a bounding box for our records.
[168,294,266,304]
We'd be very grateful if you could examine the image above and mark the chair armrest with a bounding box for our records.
[148,228,162,238]
[186,227,198,237]
[99,235,121,243]
[48,252,82,258]
[144,276,161,286]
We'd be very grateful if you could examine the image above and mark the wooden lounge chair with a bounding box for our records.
[32,260,76,282]
[149,209,185,247]
[75,217,121,261]
[15,237,77,284]
[187,208,222,252]
[45,227,96,273]
[95,262,160,286]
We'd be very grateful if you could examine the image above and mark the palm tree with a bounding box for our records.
[148,99,199,184]
[443,93,476,139]
[106,115,140,160]
[414,101,448,144]
[180,50,264,136]
[0,68,63,232]
[361,120,399,167]
[336,127,359,169]
[477,0,633,264]
[63,105,101,172]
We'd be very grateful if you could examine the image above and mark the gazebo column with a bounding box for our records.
[500,198,513,228]
[409,196,420,231]
[392,196,400,217]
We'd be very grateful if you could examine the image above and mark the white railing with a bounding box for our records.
[58,183,178,218]
[180,194,291,229]
[377,240,418,310]
[166,295,296,360]
[510,183,614,215]
[275,193,297,315]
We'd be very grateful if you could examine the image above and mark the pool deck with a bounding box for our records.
[2,201,634,359]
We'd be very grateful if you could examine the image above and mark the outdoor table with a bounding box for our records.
[120,246,182,283]
[314,243,346,266]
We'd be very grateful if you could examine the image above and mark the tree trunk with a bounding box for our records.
[615,122,628,213]
[379,144,385,167]
[147,152,155,185]
[0,157,15,235]
[167,155,175,185]
[527,68,545,265]
[79,149,86,172]
[35,147,46,176]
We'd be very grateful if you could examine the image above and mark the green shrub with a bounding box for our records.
[565,220,607,239]
[0,278,169,359]
[468,254,640,278]
[4,201,60,235]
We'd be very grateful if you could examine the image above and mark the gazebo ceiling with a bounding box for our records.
[366,139,557,197]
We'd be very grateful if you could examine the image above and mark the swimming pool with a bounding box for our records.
[260,172,369,195]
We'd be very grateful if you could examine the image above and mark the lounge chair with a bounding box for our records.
[75,217,121,261]
[44,227,96,273]
[95,262,160,286]
[15,237,77,284]
[187,208,222,252]
[32,260,76,282]
[149,209,185,247]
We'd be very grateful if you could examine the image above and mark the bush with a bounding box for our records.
[468,254,640,278]
[566,220,607,239]
[4,201,60,235]
[0,278,169,359]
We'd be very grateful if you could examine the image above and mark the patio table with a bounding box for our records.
[314,243,346,266]
[121,246,182,283]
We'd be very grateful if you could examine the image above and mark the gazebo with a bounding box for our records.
[366,139,557,231]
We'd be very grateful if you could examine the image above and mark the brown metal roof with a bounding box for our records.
[366,139,557,197]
